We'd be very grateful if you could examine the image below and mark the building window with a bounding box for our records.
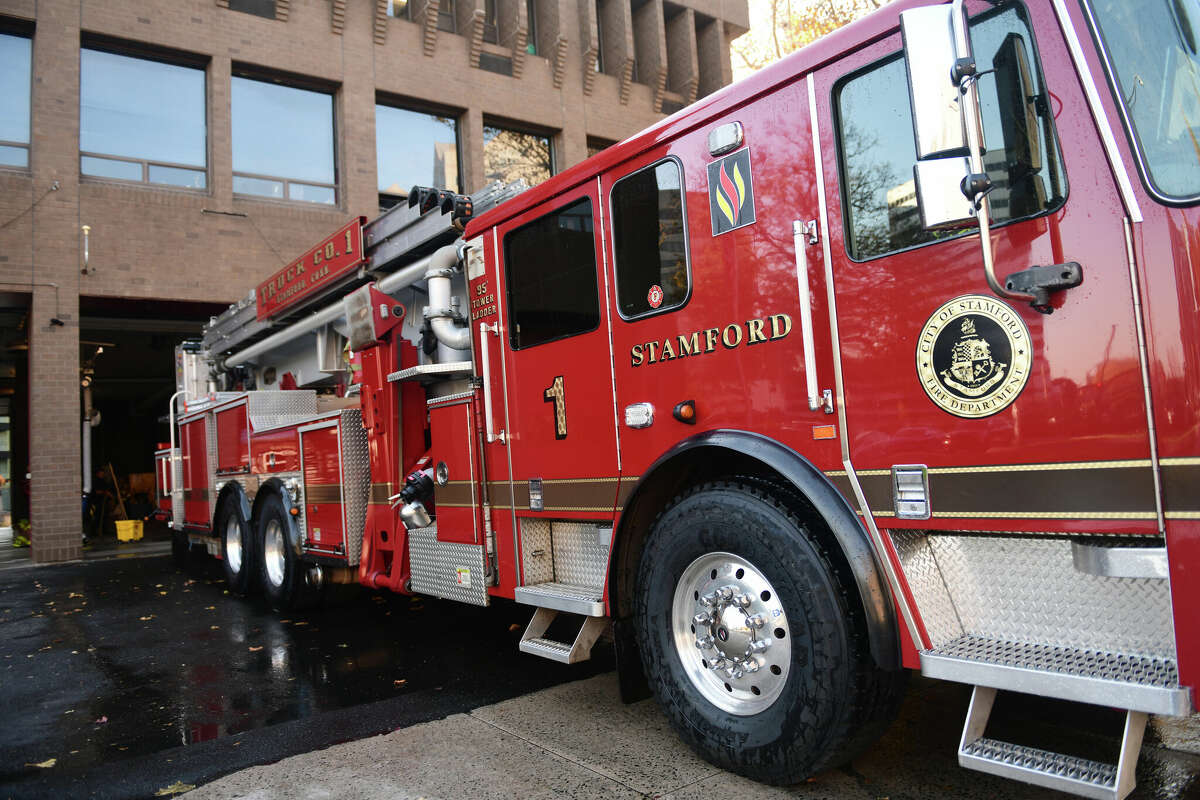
[229,0,276,19]
[376,104,459,210]
[0,31,31,169]
[526,0,537,54]
[504,197,599,349]
[386,0,410,18]
[835,3,1066,260]
[611,159,689,318]
[483,123,552,187]
[483,0,499,43]
[437,0,456,33]
[232,75,336,205]
[79,48,207,189]
[587,137,616,158]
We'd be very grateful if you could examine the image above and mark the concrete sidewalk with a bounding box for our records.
[187,673,1200,800]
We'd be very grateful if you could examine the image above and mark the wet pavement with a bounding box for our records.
[0,552,613,799]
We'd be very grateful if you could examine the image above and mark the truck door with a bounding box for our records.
[476,178,621,601]
[813,2,1156,533]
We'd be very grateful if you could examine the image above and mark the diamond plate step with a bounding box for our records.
[517,608,608,664]
[921,634,1192,716]
[958,685,1147,800]
[514,581,604,616]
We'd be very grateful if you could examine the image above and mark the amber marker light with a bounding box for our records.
[672,400,697,424]
[290,507,300,516]
[812,424,837,440]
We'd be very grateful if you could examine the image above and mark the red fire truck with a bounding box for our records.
[158,0,1199,796]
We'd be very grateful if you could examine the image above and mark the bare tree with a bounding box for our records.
[732,0,888,79]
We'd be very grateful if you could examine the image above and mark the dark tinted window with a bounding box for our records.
[504,198,599,349]
[229,0,276,19]
[611,159,688,317]
[836,3,1067,260]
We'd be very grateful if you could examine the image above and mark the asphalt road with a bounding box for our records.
[0,552,612,799]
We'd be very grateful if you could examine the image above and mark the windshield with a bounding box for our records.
[1088,0,1200,199]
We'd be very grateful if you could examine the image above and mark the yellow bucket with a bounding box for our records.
[116,520,143,542]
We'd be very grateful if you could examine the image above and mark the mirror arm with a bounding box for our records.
[950,0,1037,307]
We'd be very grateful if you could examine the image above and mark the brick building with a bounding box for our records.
[0,0,747,563]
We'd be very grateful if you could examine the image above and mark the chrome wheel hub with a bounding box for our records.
[264,518,286,588]
[225,516,243,574]
[672,551,791,715]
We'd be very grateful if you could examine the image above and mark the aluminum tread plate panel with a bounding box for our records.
[922,634,1191,716]
[205,415,218,521]
[550,521,609,590]
[891,532,1176,658]
[245,391,319,431]
[339,409,369,566]
[170,448,183,530]
[519,638,572,663]
[520,519,554,585]
[408,524,489,607]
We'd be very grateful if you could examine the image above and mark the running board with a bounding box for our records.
[959,686,1147,800]
[518,607,608,664]
[513,581,604,616]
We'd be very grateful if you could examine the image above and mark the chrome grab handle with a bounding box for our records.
[792,220,831,413]
[478,321,506,444]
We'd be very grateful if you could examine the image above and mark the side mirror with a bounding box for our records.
[901,2,985,230]
[900,4,967,159]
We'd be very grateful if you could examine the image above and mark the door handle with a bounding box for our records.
[793,220,833,414]
[478,321,506,444]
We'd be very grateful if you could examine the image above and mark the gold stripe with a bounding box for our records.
[855,469,890,476]
[540,477,623,484]
[1166,511,1200,519]
[928,459,1153,474]
[932,510,1158,520]
[1162,457,1200,466]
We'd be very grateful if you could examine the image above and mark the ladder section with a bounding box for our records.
[957,686,1148,800]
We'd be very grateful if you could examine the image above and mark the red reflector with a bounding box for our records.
[812,425,837,440]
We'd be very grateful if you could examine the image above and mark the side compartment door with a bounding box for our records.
[480,179,621,597]
[814,2,1154,533]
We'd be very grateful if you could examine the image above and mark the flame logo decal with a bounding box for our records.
[715,161,746,227]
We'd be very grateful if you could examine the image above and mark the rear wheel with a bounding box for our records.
[215,494,255,594]
[634,480,905,784]
[257,492,321,611]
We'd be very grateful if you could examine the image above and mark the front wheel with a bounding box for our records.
[634,481,904,784]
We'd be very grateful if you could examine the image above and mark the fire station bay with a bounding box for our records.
[0,0,747,562]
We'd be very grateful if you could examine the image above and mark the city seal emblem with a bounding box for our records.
[916,295,1032,419]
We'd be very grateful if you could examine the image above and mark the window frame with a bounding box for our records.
[1080,0,1200,206]
[832,0,1069,263]
[77,40,210,191]
[502,194,602,351]
[0,23,33,172]
[230,68,339,206]
[608,155,693,322]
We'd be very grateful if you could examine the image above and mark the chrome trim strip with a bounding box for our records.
[1123,219,1165,535]
[809,72,924,649]
[921,651,1191,716]
[1050,0,1143,223]
[596,175,622,473]
[494,225,521,589]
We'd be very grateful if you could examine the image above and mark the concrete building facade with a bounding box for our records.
[0,0,747,563]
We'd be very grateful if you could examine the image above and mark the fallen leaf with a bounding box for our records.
[337,643,348,649]
[154,780,197,796]
[508,624,521,632]
[155,584,163,588]
[139,616,154,621]
[393,679,407,686]
[159,592,168,596]
[26,758,56,768]
[205,606,215,611]
[95,716,108,724]
[248,646,263,652]
[68,592,83,599]
[210,625,219,631]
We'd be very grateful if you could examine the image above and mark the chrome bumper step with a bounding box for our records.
[921,634,1191,716]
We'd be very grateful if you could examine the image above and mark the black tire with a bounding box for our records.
[634,480,906,785]
[256,492,321,611]
[215,493,255,594]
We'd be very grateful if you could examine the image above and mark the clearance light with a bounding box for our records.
[672,400,697,425]
[290,507,300,516]
[812,425,837,440]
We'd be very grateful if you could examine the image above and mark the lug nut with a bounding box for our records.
[746,613,767,629]
[733,593,752,608]
[699,591,719,608]
[693,612,712,626]
[708,656,727,671]
[724,664,744,680]
[695,636,715,650]
[718,586,735,601]
[749,639,770,653]
[743,657,761,673]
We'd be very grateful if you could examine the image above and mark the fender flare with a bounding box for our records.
[251,478,305,556]
[613,429,900,670]
[215,480,253,524]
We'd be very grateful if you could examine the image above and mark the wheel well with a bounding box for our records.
[251,478,303,553]
[610,434,900,670]
[215,481,251,524]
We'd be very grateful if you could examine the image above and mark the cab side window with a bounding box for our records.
[611,159,690,318]
[835,2,1067,261]
[504,197,600,349]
